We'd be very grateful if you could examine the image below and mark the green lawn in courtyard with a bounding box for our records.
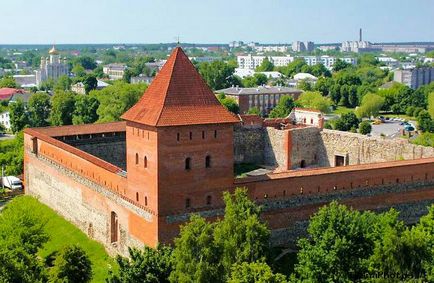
[6,196,117,282]
[332,106,355,115]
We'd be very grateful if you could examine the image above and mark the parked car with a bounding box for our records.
[1,176,23,190]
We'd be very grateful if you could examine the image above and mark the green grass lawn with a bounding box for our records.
[7,196,116,282]
[333,106,355,115]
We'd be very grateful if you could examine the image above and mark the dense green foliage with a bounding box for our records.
[28,92,51,127]
[228,262,287,283]
[355,93,385,118]
[242,73,268,87]
[1,196,114,282]
[90,81,147,122]
[108,246,172,283]
[72,95,100,125]
[268,95,294,118]
[50,245,93,283]
[334,112,360,132]
[0,76,18,88]
[0,196,49,282]
[217,93,240,114]
[255,57,274,72]
[9,99,30,133]
[199,61,240,90]
[294,202,434,282]
[295,91,332,113]
[359,120,372,135]
[0,132,23,175]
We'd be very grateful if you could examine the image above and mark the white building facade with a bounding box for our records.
[237,55,294,69]
[35,46,69,86]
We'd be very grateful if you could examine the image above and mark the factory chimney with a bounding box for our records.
[359,28,362,42]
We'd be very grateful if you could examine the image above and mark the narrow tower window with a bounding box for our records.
[145,196,148,206]
[205,155,211,168]
[185,158,191,170]
[144,156,148,168]
[202,131,205,139]
[185,198,191,208]
[136,192,139,202]
[189,132,193,140]
[177,133,180,142]
[135,153,139,165]
[214,130,217,138]
[206,195,212,205]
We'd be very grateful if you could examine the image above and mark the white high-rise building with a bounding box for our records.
[237,55,294,69]
[35,46,69,86]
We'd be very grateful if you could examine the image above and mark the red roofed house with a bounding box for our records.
[23,47,434,255]
[0,88,26,101]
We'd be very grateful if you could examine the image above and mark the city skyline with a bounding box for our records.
[1,0,433,44]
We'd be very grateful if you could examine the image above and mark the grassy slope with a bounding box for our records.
[9,196,116,282]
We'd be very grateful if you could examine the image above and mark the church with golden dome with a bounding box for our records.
[35,45,69,86]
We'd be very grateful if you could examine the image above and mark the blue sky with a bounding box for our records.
[2,0,433,44]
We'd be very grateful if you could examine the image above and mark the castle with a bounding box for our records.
[24,47,434,255]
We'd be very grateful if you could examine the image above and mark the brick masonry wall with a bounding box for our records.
[65,136,126,170]
[320,129,434,166]
[288,127,323,169]
[264,127,287,169]
[233,126,264,164]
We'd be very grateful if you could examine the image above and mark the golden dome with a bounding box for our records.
[49,45,59,55]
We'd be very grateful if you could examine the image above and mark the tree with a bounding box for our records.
[268,95,295,118]
[359,120,372,135]
[332,59,351,72]
[228,262,287,283]
[28,92,51,127]
[0,132,24,175]
[108,245,172,283]
[355,93,385,118]
[428,92,434,119]
[72,64,86,77]
[296,91,332,113]
[72,95,99,125]
[0,196,49,283]
[72,56,97,70]
[417,110,434,133]
[198,61,239,90]
[170,214,221,283]
[50,91,76,126]
[334,112,360,132]
[217,93,240,114]
[91,82,146,122]
[54,75,71,91]
[83,74,98,94]
[0,76,17,88]
[9,99,30,133]
[214,188,270,279]
[247,107,260,115]
[277,58,307,77]
[255,57,274,72]
[297,79,313,91]
[295,202,402,282]
[50,245,92,283]
[242,73,268,87]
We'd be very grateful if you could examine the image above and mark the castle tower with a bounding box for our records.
[121,47,239,243]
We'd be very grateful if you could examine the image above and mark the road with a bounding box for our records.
[371,120,416,138]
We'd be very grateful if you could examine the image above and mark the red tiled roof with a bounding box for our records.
[35,121,126,137]
[0,88,25,100]
[121,47,239,127]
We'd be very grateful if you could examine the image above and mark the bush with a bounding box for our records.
[406,106,415,117]
[50,245,92,283]
[359,121,372,135]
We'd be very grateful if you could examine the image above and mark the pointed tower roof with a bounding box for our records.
[121,47,239,127]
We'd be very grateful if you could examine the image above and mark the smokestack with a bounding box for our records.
[359,28,362,42]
